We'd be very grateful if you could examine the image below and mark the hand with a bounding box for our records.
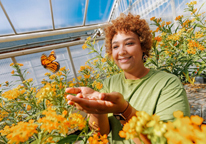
[65,87,128,114]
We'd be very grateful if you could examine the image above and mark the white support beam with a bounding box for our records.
[0,36,105,59]
[67,47,78,80]
[0,23,108,43]
[83,0,89,26]
[49,0,55,30]
[108,0,119,22]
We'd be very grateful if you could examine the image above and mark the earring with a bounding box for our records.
[142,52,147,62]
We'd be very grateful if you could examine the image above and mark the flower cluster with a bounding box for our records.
[120,111,206,144]
[88,133,109,144]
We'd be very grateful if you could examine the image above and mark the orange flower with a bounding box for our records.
[10,63,14,66]
[155,27,159,32]
[11,70,15,74]
[119,131,126,138]
[154,36,162,42]
[166,21,172,25]
[150,16,155,21]
[191,115,203,125]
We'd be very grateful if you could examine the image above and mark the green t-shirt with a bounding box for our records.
[100,69,190,144]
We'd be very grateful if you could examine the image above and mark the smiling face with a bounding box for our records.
[112,31,145,73]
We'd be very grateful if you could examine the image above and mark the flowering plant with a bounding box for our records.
[146,1,206,84]
[0,63,108,144]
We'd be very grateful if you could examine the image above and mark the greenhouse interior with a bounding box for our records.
[0,0,206,144]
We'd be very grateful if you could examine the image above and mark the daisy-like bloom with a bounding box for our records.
[0,120,38,144]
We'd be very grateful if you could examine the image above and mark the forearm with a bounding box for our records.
[88,114,110,135]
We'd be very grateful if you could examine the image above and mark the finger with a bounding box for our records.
[68,95,112,113]
[76,93,83,98]
[65,87,81,94]
[100,92,122,103]
[67,100,75,105]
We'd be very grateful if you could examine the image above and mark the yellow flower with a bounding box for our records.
[77,76,82,80]
[173,111,184,118]
[82,44,87,49]
[59,66,66,71]
[87,36,91,41]
[1,120,38,144]
[101,58,107,63]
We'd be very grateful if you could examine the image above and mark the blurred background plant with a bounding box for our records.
[146,1,206,84]
[119,110,206,144]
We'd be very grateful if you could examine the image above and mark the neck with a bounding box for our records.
[124,67,150,80]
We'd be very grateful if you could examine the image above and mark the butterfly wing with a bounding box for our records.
[44,61,60,73]
[48,50,56,61]
[41,54,52,68]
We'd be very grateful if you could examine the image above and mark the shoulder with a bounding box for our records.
[149,69,184,89]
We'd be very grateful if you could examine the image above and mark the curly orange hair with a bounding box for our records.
[104,13,152,57]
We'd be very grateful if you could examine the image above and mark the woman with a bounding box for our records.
[66,13,190,144]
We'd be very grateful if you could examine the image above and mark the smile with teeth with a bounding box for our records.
[118,56,132,63]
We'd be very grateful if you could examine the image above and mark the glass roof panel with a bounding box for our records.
[0,5,14,35]
[1,0,53,33]
[52,0,86,28]
[86,0,114,25]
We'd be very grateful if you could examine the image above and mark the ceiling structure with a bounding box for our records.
[0,0,114,56]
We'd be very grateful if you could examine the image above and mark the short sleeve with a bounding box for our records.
[100,78,110,93]
[155,76,190,121]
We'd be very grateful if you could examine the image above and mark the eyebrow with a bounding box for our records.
[112,37,135,45]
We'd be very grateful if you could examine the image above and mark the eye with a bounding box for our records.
[126,42,134,45]
[112,45,118,49]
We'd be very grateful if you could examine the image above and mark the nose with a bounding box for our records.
[118,45,127,55]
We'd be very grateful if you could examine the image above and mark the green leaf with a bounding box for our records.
[149,59,158,67]
[57,135,83,144]
[31,140,38,144]
[88,50,95,54]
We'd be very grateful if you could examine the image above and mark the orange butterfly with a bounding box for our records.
[41,50,60,73]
